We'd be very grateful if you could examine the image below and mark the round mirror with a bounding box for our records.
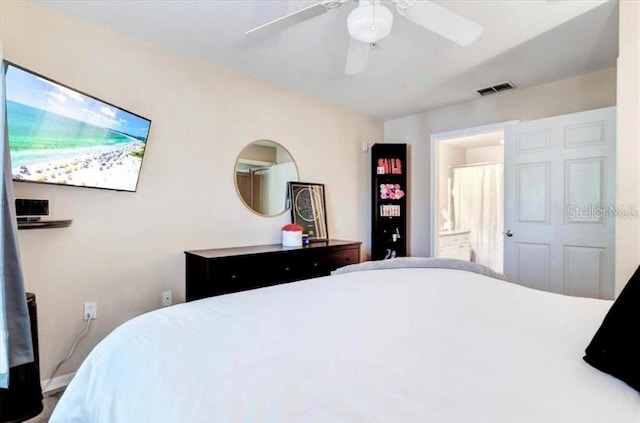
[234,140,299,217]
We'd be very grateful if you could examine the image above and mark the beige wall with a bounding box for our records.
[466,145,503,164]
[384,67,617,262]
[1,1,382,382]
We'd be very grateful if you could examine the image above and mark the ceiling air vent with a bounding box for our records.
[476,81,516,96]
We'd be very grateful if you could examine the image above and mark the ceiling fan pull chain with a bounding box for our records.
[371,0,376,31]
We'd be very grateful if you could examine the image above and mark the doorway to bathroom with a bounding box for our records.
[430,122,513,274]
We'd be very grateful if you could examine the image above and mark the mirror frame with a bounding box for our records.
[234,139,299,217]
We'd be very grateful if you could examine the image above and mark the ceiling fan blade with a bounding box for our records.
[345,39,370,75]
[246,1,347,37]
[403,1,484,47]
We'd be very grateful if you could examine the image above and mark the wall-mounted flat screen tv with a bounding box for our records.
[4,62,152,192]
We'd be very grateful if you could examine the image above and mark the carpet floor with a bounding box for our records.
[24,391,62,423]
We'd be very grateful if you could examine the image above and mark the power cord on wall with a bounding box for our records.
[42,314,94,392]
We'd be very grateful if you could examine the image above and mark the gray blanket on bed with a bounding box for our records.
[331,257,507,281]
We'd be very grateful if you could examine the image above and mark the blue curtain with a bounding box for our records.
[0,45,33,389]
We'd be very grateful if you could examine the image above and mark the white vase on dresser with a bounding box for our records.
[437,230,472,261]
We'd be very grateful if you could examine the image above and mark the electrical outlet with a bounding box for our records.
[83,302,97,320]
[162,291,172,307]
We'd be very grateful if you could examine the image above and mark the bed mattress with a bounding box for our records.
[50,267,640,422]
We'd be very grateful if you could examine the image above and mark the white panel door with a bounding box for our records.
[504,107,616,299]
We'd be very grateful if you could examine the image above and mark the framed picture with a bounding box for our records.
[287,181,328,241]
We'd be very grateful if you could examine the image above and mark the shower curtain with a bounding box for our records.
[452,163,503,272]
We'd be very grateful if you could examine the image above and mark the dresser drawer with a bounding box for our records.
[295,250,355,277]
[215,263,258,291]
[299,256,329,279]
[439,233,470,247]
[267,254,314,284]
[437,243,471,261]
[209,257,267,296]
[325,247,360,271]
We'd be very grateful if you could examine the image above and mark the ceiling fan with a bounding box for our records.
[245,0,484,75]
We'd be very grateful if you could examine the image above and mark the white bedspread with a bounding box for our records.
[51,268,640,423]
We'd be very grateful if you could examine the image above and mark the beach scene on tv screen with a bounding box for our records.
[6,65,151,192]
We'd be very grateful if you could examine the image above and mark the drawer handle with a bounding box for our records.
[345,257,352,262]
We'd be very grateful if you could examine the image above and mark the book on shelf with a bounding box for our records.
[380,204,401,217]
[376,158,403,175]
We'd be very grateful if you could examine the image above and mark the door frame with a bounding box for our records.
[429,120,519,257]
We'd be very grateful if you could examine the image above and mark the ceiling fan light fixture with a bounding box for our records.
[347,3,394,44]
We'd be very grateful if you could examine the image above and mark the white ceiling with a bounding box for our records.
[37,0,619,121]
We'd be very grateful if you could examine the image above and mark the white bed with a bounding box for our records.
[50,265,640,422]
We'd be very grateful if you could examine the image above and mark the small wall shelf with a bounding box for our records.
[17,219,73,230]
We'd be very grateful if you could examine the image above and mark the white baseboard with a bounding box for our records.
[42,372,75,395]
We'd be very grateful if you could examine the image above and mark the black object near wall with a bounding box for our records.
[0,293,43,423]
[371,143,408,260]
[14,198,73,230]
[15,199,49,219]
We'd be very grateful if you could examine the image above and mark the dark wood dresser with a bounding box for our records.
[185,240,361,301]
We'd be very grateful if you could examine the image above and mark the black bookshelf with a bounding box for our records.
[371,143,407,260]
